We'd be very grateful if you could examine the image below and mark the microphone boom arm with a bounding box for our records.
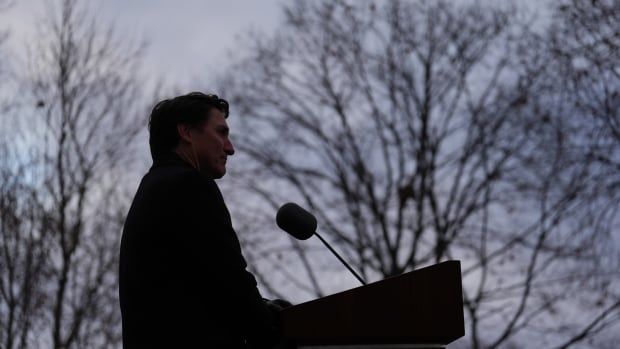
[314,231,366,285]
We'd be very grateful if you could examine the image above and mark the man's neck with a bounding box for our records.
[174,147,215,179]
[174,147,197,170]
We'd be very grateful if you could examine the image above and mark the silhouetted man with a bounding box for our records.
[119,92,287,348]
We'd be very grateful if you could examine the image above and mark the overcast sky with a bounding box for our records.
[1,0,285,89]
[0,0,290,184]
[0,0,554,90]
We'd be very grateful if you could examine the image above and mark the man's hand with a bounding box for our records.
[265,298,293,311]
[259,299,295,349]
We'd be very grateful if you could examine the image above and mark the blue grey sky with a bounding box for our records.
[1,0,285,88]
[0,0,289,174]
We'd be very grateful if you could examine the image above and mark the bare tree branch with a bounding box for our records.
[219,0,620,347]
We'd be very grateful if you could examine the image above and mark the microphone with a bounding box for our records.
[275,203,316,240]
[276,203,366,285]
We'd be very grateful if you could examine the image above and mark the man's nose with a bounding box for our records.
[224,138,235,155]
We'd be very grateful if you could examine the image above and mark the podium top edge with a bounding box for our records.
[291,260,462,306]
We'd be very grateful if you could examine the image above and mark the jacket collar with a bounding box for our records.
[151,151,195,170]
[150,151,220,184]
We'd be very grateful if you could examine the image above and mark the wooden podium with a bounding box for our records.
[280,261,464,349]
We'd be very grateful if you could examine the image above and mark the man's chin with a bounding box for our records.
[199,167,226,179]
[212,168,226,179]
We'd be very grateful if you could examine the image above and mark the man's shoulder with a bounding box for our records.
[146,164,201,187]
[141,165,220,200]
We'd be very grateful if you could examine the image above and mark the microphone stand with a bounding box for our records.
[314,231,366,286]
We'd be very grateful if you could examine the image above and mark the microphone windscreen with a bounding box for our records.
[276,203,317,240]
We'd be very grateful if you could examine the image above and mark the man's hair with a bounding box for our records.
[148,92,229,161]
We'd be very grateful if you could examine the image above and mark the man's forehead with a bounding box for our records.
[207,109,229,127]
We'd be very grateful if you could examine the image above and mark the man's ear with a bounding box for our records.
[177,123,193,144]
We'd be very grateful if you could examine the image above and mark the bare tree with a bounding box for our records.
[1,0,148,347]
[0,145,49,349]
[553,0,620,142]
[508,0,620,347]
[218,0,620,347]
[0,3,47,348]
[0,0,13,109]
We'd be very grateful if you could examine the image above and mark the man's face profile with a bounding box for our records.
[182,109,235,179]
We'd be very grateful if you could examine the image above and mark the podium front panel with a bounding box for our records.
[281,261,465,347]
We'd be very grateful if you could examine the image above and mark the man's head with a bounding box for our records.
[148,92,234,179]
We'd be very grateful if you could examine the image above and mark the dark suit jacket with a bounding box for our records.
[119,152,278,348]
